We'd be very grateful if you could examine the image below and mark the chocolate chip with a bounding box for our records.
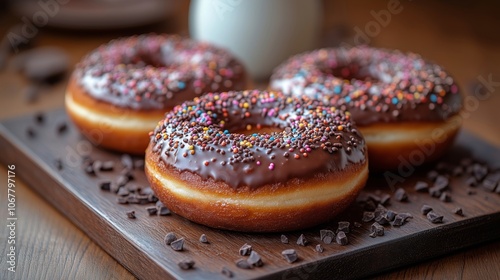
[362,211,375,222]
[452,207,464,216]
[239,243,252,256]
[178,259,195,270]
[117,197,128,204]
[320,230,335,244]
[282,249,298,263]
[426,211,443,223]
[392,213,412,227]
[148,194,158,203]
[369,232,377,238]
[375,215,390,226]
[137,195,150,205]
[164,232,177,245]
[316,244,324,253]
[115,175,129,188]
[121,168,135,181]
[221,267,233,278]
[26,127,36,138]
[380,194,391,206]
[34,112,45,124]
[146,206,157,216]
[56,122,68,134]
[466,176,478,187]
[385,210,397,222]
[281,234,289,244]
[414,181,429,192]
[427,170,439,181]
[370,222,384,236]
[439,192,452,202]
[126,211,136,219]
[337,221,350,233]
[99,181,111,191]
[434,175,449,191]
[394,188,408,202]
[482,172,500,192]
[364,200,376,211]
[199,234,209,244]
[127,195,139,204]
[297,234,308,246]
[121,154,134,170]
[336,231,348,245]
[84,163,95,176]
[171,238,185,251]
[158,206,171,216]
[235,259,251,269]
[100,161,115,171]
[374,204,387,219]
[428,186,442,198]
[247,251,263,267]
[140,186,154,195]
[92,160,103,172]
[421,205,433,215]
[117,187,130,197]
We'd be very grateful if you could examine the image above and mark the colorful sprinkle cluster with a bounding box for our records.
[150,90,366,188]
[76,34,246,110]
[271,46,462,125]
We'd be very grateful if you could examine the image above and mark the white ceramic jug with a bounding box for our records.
[189,0,321,80]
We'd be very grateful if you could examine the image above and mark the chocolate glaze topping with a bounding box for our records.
[74,34,246,110]
[149,90,366,188]
[271,46,462,126]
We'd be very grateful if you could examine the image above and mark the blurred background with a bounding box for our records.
[0,0,499,145]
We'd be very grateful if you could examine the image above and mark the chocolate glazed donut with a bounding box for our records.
[145,90,368,232]
[271,46,463,170]
[65,34,249,154]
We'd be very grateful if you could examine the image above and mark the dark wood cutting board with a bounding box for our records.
[0,109,499,280]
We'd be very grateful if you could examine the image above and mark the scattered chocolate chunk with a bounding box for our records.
[115,175,130,188]
[56,122,68,134]
[315,244,324,253]
[239,243,252,256]
[84,163,95,176]
[394,188,408,202]
[336,231,348,245]
[427,170,439,181]
[385,210,397,222]
[320,230,335,244]
[421,205,433,215]
[452,207,464,216]
[126,210,136,219]
[137,195,150,205]
[364,200,376,211]
[426,211,444,223]
[117,187,130,197]
[282,249,298,263]
[34,112,45,124]
[434,175,449,191]
[171,238,185,251]
[414,181,429,192]
[156,201,164,208]
[221,267,233,278]
[235,259,251,269]
[92,160,103,172]
[55,158,63,170]
[178,259,195,270]
[380,194,391,206]
[117,197,128,204]
[100,161,115,171]
[337,221,350,233]
[466,177,478,187]
[392,213,412,227]
[99,181,111,191]
[297,234,308,246]
[126,183,139,193]
[148,194,158,203]
[247,251,263,267]
[164,232,177,245]
[370,222,384,237]
[127,195,139,204]
[362,211,375,222]
[428,186,442,198]
[199,234,209,244]
[482,172,500,192]
[121,168,135,181]
[121,154,134,170]
[281,234,289,244]
[439,192,452,202]
[472,164,488,181]
[158,206,171,216]
[375,215,390,226]
[374,204,388,219]
[140,186,154,195]
[354,222,362,228]
[146,206,157,216]
[26,127,36,138]
[452,166,464,177]
[369,232,377,238]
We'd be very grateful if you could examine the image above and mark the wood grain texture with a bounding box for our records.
[0,109,499,279]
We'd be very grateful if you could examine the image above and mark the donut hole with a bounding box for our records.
[231,124,283,135]
[323,64,379,83]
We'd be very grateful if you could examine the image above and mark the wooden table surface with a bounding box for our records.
[1,1,499,279]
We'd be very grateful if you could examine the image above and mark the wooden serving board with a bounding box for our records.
[0,109,499,280]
